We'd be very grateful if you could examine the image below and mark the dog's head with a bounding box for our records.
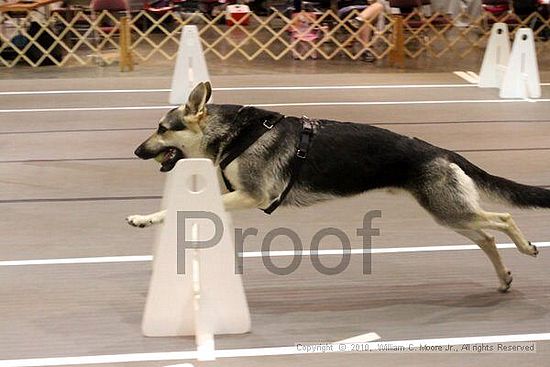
[134,82,212,172]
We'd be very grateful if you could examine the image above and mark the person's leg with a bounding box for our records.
[357,1,384,22]
[352,2,384,60]
[351,3,384,39]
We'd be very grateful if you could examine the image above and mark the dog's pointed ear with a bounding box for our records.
[185,82,211,115]
[203,81,212,103]
[180,82,212,131]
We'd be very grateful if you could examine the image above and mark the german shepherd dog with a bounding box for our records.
[128,82,547,292]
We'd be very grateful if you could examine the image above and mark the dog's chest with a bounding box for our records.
[222,159,241,188]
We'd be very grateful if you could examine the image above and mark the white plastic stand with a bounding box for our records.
[499,28,541,99]
[169,26,213,105]
[142,159,250,361]
[478,23,510,88]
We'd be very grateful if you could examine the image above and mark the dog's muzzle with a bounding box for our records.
[134,144,156,160]
[134,144,185,172]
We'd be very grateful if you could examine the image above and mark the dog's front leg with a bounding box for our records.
[222,191,263,211]
[127,192,259,228]
[126,210,166,228]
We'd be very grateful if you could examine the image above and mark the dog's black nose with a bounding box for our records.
[135,143,158,160]
[134,145,147,159]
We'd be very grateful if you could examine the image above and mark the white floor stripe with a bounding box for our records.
[1,98,549,114]
[0,83,549,96]
[337,332,381,344]
[466,71,481,83]
[453,71,479,84]
[0,255,153,266]
[220,85,474,90]
[0,89,170,96]
[0,106,173,113]
[1,332,549,366]
[1,242,548,267]
[1,82,549,96]
[254,99,550,108]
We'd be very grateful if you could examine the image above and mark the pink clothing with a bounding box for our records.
[290,12,319,42]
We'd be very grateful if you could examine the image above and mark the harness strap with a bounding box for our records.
[263,116,315,214]
[219,107,284,192]
[219,109,316,215]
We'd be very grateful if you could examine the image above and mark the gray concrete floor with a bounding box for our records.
[0,72,550,367]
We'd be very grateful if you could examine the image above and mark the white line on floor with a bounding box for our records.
[1,242,548,267]
[337,332,381,344]
[1,332,549,366]
[0,83,549,96]
[0,89,170,95]
[240,242,550,258]
[0,106,173,113]
[1,98,549,113]
[453,71,480,84]
[0,255,153,266]
[254,99,550,108]
[467,71,481,82]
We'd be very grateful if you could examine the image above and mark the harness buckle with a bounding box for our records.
[263,119,274,129]
[296,149,307,159]
[301,116,314,135]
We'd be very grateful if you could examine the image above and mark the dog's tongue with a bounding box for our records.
[162,148,177,164]
[154,149,175,164]
[157,148,184,172]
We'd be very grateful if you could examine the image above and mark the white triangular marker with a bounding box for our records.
[142,159,250,360]
[500,28,541,99]
[478,23,510,88]
[169,26,213,105]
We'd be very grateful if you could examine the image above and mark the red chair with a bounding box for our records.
[481,0,520,28]
[144,0,177,15]
[86,0,131,66]
[482,0,511,17]
[90,0,130,34]
[91,0,130,12]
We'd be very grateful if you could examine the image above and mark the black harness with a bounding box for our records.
[219,107,316,215]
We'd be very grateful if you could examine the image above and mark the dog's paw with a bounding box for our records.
[527,241,539,257]
[126,215,153,228]
[498,270,513,293]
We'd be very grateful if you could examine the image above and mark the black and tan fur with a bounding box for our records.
[127,82,547,292]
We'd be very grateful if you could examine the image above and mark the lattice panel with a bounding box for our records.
[0,10,129,66]
[0,9,548,67]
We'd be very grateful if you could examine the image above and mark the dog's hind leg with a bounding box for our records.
[471,211,539,257]
[455,229,513,292]
[412,159,538,291]
[411,160,518,291]
[126,210,166,228]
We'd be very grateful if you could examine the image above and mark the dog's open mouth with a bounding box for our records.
[155,147,185,172]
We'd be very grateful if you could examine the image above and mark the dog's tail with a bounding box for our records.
[450,152,550,208]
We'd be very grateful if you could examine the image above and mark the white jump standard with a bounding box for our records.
[479,23,541,99]
[136,159,250,362]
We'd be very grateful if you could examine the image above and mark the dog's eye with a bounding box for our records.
[157,125,167,134]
